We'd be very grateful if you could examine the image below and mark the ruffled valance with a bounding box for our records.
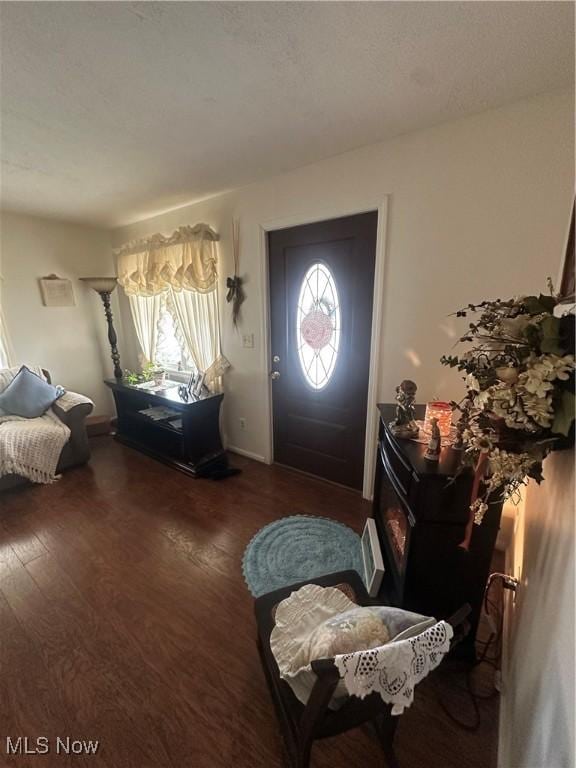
[115,224,220,296]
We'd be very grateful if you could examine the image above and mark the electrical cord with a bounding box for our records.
[434,572,510,731]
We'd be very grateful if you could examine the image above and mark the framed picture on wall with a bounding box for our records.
[39,274,76,307]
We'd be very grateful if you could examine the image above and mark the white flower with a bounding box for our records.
[519,369,553,398]
[471,499,489,525]
[491,387,543,431]
[492,384,516,407]
[464,427,495,454]
[517,353,574,401]
[466,374,492,409]
[491,386,520,420]
[532,354,574,381]
[485,449,540,502]
[466,374,481,392]
[521,392,553,428]
[474,390,491,409]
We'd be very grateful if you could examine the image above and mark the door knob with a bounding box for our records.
[271,371,281,380]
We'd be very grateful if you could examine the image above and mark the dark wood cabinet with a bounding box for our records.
[105,379,225,476]
[373,404,503,655]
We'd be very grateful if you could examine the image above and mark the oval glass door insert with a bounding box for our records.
[296,262,341,390]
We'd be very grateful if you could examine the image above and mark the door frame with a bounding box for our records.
[258,197,389,500]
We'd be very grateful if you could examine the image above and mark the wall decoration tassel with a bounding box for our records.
[226,218,245,326]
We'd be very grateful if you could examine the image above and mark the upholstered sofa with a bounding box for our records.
[0,368,94,491]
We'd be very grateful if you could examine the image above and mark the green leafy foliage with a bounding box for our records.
[523,294,558,315]
[552,390,576,437]
[539,316,563,355]
[123,370,139,385]
[123,361,162,385]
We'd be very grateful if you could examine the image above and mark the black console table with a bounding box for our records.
[373,404,503,656]
[105,379,224,477]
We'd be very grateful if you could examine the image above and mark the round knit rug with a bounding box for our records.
[242,515,364,597]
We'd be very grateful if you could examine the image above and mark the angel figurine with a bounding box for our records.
[424,417,442,462]
[389,379,419,438]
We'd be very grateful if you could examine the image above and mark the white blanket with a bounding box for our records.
[0,410,70,483]
[0,365,71,484]
[54,390,94,413]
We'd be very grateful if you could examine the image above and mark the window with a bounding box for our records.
[296,262,341,390]
[155,295,194,372]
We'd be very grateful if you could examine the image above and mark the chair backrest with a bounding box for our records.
[0,366,51,385]
[304,603,471,737]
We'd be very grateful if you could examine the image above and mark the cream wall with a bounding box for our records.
[0,211,120,413]
[112,88,574,462]
[499,449,575,768]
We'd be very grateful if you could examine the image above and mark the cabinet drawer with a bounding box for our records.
[380,430,414,499]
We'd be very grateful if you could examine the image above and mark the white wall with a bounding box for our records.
[499,449,575,768]
[497,236,575,768]
[0,211,120,414]
[112,88,574,462]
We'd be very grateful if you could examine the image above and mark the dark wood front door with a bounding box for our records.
[268,212,377,490]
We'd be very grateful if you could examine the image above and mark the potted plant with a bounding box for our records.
[123,360,165,387]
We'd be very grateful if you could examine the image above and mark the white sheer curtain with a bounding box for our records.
[127,294,162,365]
[0,309,13,369]
[170,288,228,383]
[0,278,13,369]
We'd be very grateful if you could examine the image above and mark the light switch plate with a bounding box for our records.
[242,333,254,349]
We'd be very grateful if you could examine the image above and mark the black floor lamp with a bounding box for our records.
[80,277,123,380]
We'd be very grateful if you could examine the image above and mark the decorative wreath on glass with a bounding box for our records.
[297,263,341,390]
[441,282,574,548]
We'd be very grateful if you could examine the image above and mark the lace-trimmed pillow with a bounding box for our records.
[270,583,435,708]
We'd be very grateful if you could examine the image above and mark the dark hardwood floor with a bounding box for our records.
[0,438,499,768]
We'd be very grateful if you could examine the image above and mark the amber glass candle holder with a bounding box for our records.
[423,401,453,438]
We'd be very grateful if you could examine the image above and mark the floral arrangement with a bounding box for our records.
[441,283,574,524]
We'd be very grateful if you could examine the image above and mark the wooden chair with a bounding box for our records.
[254,570,471,768]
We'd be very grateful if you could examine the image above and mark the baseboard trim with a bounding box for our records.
[227,445,268,464]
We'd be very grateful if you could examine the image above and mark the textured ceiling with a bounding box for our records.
[0,1,573,227]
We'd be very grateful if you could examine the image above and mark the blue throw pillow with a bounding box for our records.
[0,366,64,418]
